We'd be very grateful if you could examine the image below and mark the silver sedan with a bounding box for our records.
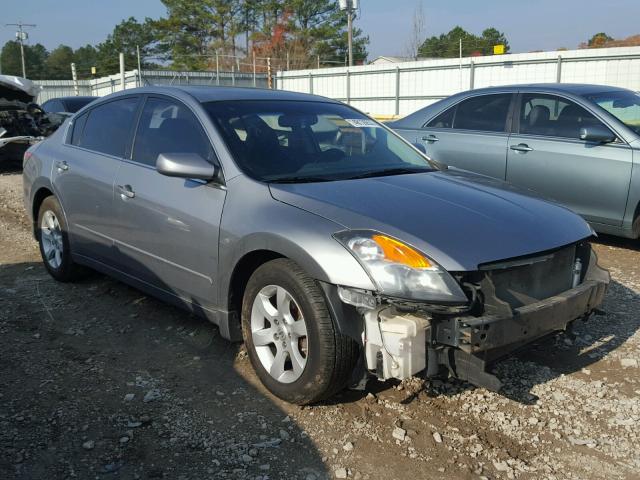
[23,86,609,404]
[390,84,640,239]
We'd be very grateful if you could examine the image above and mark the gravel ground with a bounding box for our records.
[1,170,639,480]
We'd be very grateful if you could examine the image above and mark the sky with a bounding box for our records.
[1,0,639,60]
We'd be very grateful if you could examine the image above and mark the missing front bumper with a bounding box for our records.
[428,252,610,391]
[353,249,609,391]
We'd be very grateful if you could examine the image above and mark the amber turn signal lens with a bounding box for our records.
[371,234,432,268]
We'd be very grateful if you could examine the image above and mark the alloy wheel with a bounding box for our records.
[250,284,309,383]
[41,210,64,269]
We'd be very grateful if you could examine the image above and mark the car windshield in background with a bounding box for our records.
[65,97,96,113]
[203,100,432,182]
[584,90,640,135]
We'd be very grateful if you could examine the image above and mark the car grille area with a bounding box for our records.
[479,244,581,310]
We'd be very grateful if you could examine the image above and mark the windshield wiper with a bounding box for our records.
[269,176,335,184]
[345,167,431,180]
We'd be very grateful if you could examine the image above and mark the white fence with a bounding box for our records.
[276,46,640,117]
[35,69,270,103]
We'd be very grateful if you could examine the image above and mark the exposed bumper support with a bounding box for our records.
[429,252,609,390]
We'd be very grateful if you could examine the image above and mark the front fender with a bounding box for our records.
[217,176,375,311]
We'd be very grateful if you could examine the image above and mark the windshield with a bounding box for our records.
[203,100,433,182]
[583,90,640,135]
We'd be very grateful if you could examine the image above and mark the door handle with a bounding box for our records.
[510,143,533,153]
[422,134,439,142]
[56,161,69,172]
[117,184,135,199]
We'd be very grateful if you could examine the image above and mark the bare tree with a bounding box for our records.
[404,1,426,59]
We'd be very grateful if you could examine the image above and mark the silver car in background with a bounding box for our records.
[390,84,640,239]
[23,86,609,404]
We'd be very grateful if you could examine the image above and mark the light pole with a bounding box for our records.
[6,21,36,78]
[338,0,359,67]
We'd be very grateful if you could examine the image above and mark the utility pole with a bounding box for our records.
[119,52,126,91]
[459,38,463,91]
[347,10,353,66]
[136,45,142,87]
[6,21,36,78]
[339,0,358,67]
[70,63,79,96]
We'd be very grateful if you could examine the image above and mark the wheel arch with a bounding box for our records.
[31,186,55,238]
[632,199,640,238]
[227,249,286,320]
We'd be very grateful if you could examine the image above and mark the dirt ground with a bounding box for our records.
[1,167,639,480]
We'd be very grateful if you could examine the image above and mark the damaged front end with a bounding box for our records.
[0,75,64,162]
[325,241,610,392]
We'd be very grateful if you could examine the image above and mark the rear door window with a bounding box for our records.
[452,94,512,132]
[132,97,215,167]
[78,97,140,157]
[519,93,606,139]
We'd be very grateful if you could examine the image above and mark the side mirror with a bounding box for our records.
[156,153,217,180]
[579,126,616,143]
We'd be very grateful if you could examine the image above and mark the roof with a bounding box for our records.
[465,83,630,95]
[112,85,339,104]
[369,56,432,64]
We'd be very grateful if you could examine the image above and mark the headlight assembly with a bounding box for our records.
[334,230,467,304]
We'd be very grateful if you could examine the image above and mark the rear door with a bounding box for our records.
[52,96,140,264]
[410,93,514,179]
[111,96,226,308]
[506,93,633,226]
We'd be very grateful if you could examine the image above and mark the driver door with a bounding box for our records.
[111,96,226,308]
[506,93,632,226]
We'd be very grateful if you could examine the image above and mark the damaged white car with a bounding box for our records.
[0,75,63,163]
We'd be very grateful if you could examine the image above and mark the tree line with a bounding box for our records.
[0,0,369,80]
[579,32,640,49]
[418,26,510,58]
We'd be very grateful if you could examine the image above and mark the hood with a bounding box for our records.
[0,75,40,104]
[269,170,592,271]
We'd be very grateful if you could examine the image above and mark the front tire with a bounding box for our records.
[241,259,359,404]
[37,196,84,282]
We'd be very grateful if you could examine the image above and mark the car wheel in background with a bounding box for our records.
[241,258,359,405]
[37,196,85,282]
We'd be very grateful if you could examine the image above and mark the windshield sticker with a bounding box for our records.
[343,118,380,128]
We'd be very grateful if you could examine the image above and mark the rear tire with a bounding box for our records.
[241,259,359,404]
[37,196,85,282]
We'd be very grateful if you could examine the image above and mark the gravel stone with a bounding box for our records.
[143,389,161,403]
[335,467,348,479]
[392,426,406,441]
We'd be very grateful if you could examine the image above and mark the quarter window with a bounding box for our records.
[70,112,88,146]
[132,98,215,167]
[78,97,139,157]
[519,94,606,139]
